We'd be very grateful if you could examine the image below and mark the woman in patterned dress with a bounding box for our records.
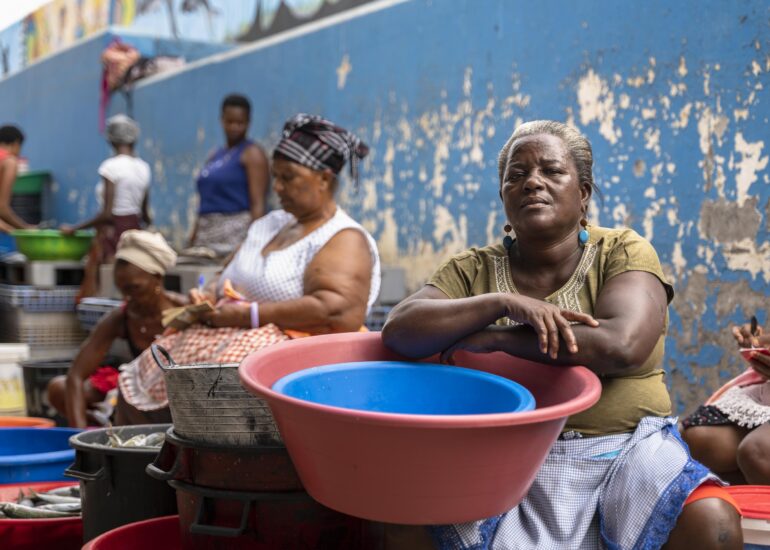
[683,321,770,485]
[189,94,270,257]
[382,120,742,550]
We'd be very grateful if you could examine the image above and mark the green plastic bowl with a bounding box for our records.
[11,229,93,261]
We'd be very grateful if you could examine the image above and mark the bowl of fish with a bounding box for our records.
[0,481,83,550]
[66,424,177,541]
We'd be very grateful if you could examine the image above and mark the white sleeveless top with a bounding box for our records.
[219,208,381,311]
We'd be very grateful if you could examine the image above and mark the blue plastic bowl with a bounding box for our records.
[272,361,536,415]
[0,427,81,483]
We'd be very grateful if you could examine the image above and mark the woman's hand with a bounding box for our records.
[198,301,249,328]
[504,294,599,359]
[189,287,215,306]
[748,350,770,379]
[732,323,770,349]
[59,225,75,236]
[440,329,500,365]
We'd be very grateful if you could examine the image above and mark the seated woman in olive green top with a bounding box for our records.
[382,121,741,550]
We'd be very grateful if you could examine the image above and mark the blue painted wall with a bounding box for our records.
[0,29,231,224]
[3,0,770,413]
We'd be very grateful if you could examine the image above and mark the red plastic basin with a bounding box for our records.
[82,515,180,549]
[0,481,82,550]
[239,332,601,524]
[726,486,770,519]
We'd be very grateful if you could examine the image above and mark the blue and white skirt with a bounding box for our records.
[430,416,716,550]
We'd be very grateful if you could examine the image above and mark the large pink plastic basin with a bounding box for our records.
[239,332,601,525]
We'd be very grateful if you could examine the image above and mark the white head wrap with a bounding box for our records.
[115,230,177,276]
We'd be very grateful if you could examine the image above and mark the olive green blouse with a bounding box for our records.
[427,226,674,436]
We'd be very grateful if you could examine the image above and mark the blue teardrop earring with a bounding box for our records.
[503,224,513,250]
[578,218,590,246]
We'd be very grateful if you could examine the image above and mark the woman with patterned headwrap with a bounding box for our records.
[116,113,381,422]
[62,114,152,299]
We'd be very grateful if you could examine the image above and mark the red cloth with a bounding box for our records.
[89,366,120,394]
[684,482,741,514]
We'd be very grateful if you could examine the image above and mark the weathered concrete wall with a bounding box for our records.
[4,0,770,414]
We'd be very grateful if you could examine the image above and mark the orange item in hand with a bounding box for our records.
[222,279,246,301]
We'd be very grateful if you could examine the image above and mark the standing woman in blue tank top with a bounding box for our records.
[190,94,270,257]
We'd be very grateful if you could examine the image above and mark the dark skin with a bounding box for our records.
[382,133,742,549]
[192,157,373,334]
[189,105,270,244]
[684,323,770,485]
[46,261,182,428]
[60,143,150,235]
[0,140,35,232]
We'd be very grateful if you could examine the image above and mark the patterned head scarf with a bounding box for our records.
[274,114,369,187]
[106,114,140,145]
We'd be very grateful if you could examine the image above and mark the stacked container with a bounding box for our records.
[0,344,29,416]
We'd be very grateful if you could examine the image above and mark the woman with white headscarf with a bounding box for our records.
[62,114,152,298]
[47,230,181,428]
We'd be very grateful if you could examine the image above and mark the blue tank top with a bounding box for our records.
[196,140,252,214]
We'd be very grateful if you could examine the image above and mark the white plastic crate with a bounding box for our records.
[77,298,122,331]
[0,309,88,349]
[0,283,79,313]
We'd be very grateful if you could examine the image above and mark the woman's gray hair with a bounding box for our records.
[497,120,599,197]
[106,114,140,146]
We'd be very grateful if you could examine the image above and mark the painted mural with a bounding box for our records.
[0,0,374,79]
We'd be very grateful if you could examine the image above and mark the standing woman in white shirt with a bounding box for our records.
[62,114,151,298]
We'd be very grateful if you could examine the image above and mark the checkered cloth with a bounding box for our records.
[118,323,288,411]
[274,113,369,185]
[430,417,716,550]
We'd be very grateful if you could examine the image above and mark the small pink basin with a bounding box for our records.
[239,332,601,525]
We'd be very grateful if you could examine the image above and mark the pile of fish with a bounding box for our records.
[0,485,81,519]
[105,431,165,448]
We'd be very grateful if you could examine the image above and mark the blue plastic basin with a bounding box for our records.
[272,361,536,415]
[0,427,81,483]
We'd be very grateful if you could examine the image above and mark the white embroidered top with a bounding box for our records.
[219,208,381,311]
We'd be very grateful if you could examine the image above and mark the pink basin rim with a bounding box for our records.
[239,332,602,428]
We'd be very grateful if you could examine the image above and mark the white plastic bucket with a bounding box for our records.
[0,343,30,415]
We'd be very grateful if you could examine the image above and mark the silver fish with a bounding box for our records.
[0,502,76,518]
[29,490,80,504]
[106,431,165,448]
[37,503,81,513]
[45,486,80,497]
[107,433,124,447]
[144,432,166,447]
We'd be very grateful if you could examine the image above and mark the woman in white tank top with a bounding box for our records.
[195,113,380,333]
[118,114,381,417]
